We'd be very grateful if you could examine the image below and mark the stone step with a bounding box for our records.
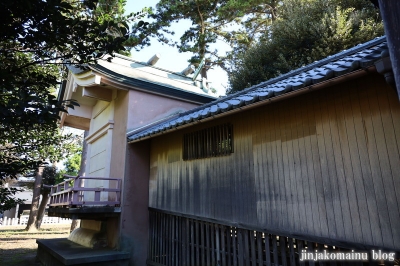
[36,238,130,266]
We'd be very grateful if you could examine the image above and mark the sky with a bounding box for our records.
[125,0,230,96]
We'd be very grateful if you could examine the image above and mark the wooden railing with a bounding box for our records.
[47,175,121,207]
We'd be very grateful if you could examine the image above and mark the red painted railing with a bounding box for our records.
[47,175,121,207]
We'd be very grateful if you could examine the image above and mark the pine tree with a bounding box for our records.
[227,0,383,93]
[132,0,274,79]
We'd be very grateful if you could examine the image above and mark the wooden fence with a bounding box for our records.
[147,209,396,266]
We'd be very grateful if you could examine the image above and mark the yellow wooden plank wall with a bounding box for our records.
[149,73,400,250]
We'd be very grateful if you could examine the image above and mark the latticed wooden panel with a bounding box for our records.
[183,123,233,160]
[147,209,391,266]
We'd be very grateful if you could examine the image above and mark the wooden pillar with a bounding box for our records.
[378,1,400,99]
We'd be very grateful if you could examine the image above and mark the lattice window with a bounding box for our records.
[183,124,233,160]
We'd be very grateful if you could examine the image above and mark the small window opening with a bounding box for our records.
[183,124,233,160]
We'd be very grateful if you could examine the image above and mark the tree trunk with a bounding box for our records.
[70,130,89,232]
[25,166,44,231]
[200,67,208,80]
[36,192,49,229]
[378,0,400,99]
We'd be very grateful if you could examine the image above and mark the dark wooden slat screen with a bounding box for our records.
[147,209,380,266]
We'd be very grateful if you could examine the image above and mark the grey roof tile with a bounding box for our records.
[257,90,273,100]
[284,84,293,92]
[228,99,243,109]
[237,95,258,105]
[200,107,211,118]
[210,105,220,115]
[176,117,185,125]
[291,81,305,91]
[183,115,193,123]
[311,74,328,84]
[302,77,313,86]
[191,110,203,120]
[217,102,232,112]
[271,86,286,96]
[128,36,388,142]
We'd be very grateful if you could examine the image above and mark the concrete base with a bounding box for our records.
[36,238,130,266]
[68,228,107,248]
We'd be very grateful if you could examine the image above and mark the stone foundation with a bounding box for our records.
[36,238,130,266]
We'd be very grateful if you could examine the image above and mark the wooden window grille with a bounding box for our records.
[183,124,233,160]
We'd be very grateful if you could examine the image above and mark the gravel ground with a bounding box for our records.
[0,225,70,266]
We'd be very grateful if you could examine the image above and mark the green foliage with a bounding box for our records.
[227,0,383,93]
[41,166,57,194]
[42,166,57,186]
[64,152,82,176]
[53,133,82,182]
[0,187,25,213]
[93,0,151,56]
[55,153,81,184]
[0,0,131,181]
[95,0,127,24]
[218,0,279,55]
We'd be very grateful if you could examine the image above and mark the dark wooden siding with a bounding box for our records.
[149,73,400,251]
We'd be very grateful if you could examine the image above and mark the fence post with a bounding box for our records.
[72,176,80,205]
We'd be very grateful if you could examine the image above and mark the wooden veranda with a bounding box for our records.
[46,175,122,219]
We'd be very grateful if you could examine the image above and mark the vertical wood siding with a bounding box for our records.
[149,74,400,251]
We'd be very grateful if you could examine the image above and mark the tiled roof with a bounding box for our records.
[93,54,214,97]
[67,54,217,103]
[127,36,388,142]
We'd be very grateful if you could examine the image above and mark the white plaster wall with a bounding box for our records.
[88,133,107,176]
[84,98,116,202]
[85,133,109,202]
[126,89,201,132]
[91,100,113,133]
